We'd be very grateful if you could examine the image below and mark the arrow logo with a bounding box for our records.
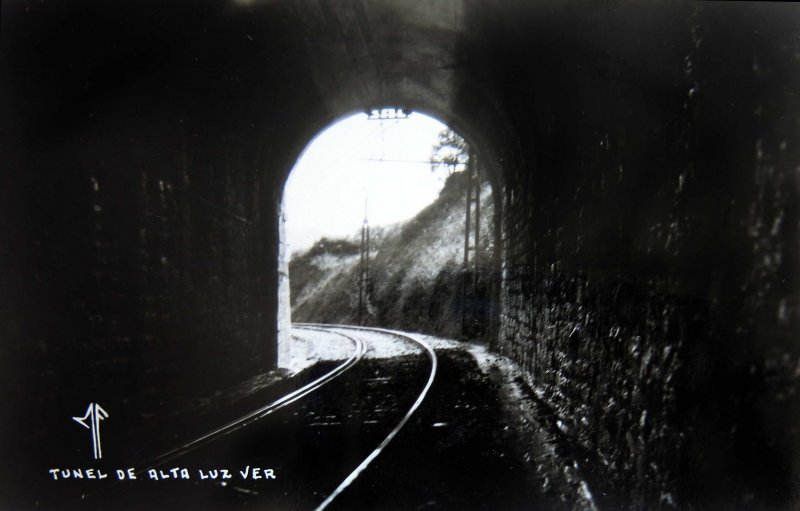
[73,403,109,460]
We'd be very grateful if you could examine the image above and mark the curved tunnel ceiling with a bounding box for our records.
[2,2,800,509]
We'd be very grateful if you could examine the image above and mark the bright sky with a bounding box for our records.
[283,112,455,255]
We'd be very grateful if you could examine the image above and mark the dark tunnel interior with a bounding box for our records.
[1,1,799,509]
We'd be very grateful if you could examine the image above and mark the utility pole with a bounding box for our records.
[473,151,480,289]
[462,150,480,337]
[358,200,370,326]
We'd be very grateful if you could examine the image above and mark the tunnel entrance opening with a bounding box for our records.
[277,110,498,368]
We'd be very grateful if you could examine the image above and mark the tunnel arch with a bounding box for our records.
[6,2,798,508]
[274,105,508,364]
[267,100,513,209]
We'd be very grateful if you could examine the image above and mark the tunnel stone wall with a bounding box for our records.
[488,3,800,509]
[2,1,799,509]
[0,0,327,474]
[3,109,281,456]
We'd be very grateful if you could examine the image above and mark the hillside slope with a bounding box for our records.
[289,171,494,339]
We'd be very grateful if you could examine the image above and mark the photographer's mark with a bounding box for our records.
[72,403,108,460]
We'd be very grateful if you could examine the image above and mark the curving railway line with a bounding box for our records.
[295,324,438,511]
[61,324,550,510]
[139,325,370,476]
[79,324,441,511]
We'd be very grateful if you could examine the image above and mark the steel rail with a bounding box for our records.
[80,326,366,504]
[129,326,365,477]
[294,323,438,511]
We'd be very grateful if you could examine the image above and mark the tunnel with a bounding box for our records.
[279,111,501,358]
[2,1,799,509]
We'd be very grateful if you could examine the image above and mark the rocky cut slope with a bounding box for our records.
[289,170,495,340]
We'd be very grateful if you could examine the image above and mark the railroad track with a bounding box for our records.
[294,324,438,511]
[140,325,367,473]
[84,324,437,511]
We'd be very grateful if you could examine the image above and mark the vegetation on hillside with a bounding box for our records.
[289,169,495,340]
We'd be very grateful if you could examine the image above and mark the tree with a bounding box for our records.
[430,128,469,175]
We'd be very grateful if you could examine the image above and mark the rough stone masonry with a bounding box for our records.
[2,1,798,509]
